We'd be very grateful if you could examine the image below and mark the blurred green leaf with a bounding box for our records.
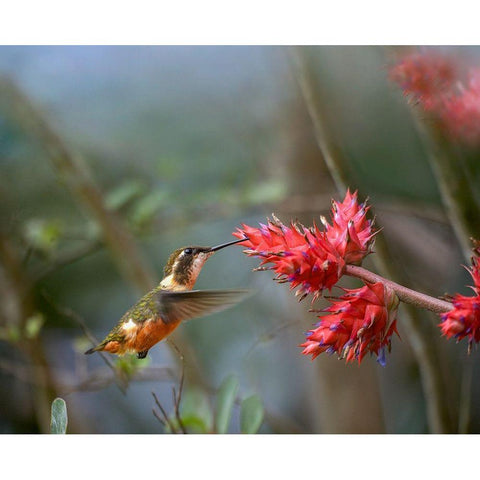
[116,355,151,376]
[6,325,20,343]
[180,388,213,433]
[243,179,286,206]
[50,398,68,434]
[240,395,264,434]
[130,189,169,227]
[215,375,239,434]
[178,414,209,434]
[24,313,44,339]
[23,218,63,254]
[106,180,145,211]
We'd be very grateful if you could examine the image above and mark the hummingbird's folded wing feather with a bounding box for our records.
[154,289,251,324]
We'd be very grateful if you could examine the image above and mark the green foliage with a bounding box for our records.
[240,395,264,434]
[129,189,169,228]
[179,387,213,433]
[50,398,68,434]
[0,313,45,343]
[0,325,21,343]
[116,354,151,377]
[23,218,64,255]
[24,313,45,339]
[215,375,239,434]
[106,180,145,211]
[158,375,264,434]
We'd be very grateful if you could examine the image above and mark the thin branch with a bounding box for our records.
[152,390,177,433]
[345,264,453,314]
[32,240,102,283]
[40,290,116,372]
[166,339,186,434]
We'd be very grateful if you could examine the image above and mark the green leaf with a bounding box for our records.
[23,218,63,254]
[178,414,209,434]
[50,398,68,434]
[106,180,145,211]
[240,395,264,434]
[215,375,239,434]
[6,325,20,343]
[116,354,151,376]
[24,313,44,339]
[180,388,213,433]
[130,190,169,227]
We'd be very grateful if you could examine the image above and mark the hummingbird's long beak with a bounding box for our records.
[209,237,248,252]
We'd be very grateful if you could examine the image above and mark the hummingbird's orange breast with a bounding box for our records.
[132,317,181,352]
[102,317,181,355]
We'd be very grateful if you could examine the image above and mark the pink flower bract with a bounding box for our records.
[233,190,376,299]
[439,243,480,348]
[233,217,345,300]
[323,189,377,265]
[301,282,400,365]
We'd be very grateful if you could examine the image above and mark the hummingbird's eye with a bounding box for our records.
[184,248,193,255]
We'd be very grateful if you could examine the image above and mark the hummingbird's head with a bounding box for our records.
[160,237,247,290]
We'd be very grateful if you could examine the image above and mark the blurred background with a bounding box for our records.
[1,45,479,433]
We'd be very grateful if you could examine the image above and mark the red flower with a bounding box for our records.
[439,243,480,348]
[390,52,480,146]
[440,69,480,145]
[322,189,377,265]
[301,282,400,365]
[233,191,376,299]
[233,217,345,300]
[389,52,456,110]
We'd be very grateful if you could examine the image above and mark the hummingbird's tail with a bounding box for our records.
[84,345,101,355]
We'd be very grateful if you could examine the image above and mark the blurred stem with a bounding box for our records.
[409,114,480,261]
[289,46,453,433]
[458,354,473,433]
[345,265,452,314]
[0,233,58,432]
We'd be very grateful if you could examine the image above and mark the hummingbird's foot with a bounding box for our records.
[136,350,148,359]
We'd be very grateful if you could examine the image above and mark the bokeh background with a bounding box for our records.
[1,45,479,433]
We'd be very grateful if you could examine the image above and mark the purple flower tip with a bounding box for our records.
[377,348,387,367]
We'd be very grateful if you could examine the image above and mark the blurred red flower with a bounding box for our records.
[301,282,400,365]
[441,69,480,145]
[390,51,480,146]
[389,51,456,110]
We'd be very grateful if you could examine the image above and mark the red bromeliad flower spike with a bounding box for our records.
[322,189,377,265]
[233,190,376,301]
[439,242,480,351]
[233,216,345,301]
[301,282,400,365]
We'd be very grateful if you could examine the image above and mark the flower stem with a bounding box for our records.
[345,264,453,314]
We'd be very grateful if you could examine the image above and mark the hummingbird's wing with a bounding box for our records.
[154,289,251,324]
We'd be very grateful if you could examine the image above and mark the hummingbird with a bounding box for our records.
[85,237,248,359]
